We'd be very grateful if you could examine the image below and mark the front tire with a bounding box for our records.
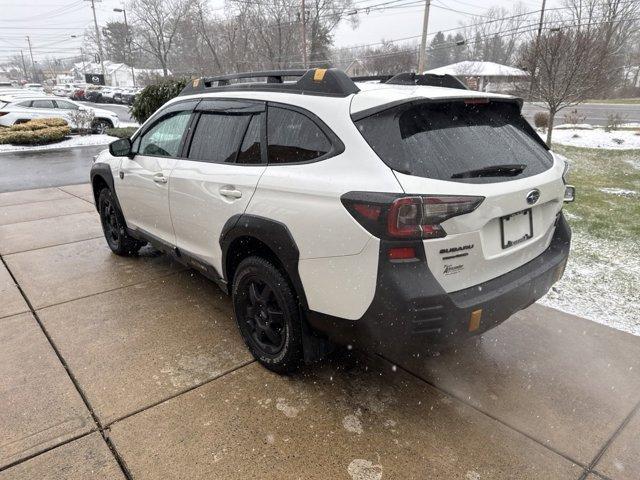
[232,257,304,374]
[97,187,145,256]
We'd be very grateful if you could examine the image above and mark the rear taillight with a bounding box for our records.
[341,192,483,240]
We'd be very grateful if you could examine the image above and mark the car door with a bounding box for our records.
[116,100,197,245]
[169,99,267,277]
[30,99,58,120]
[53,100,81,128]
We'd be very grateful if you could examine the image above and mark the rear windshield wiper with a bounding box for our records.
[451,164,526,179]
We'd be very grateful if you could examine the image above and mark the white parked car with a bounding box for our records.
[0,95,120,132]
[52,84,74,97]
[90,68,574,373]
[23,83,44,92]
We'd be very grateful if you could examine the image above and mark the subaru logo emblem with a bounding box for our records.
[526,189,541,205]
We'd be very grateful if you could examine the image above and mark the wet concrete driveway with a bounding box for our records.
[0,184,638,480]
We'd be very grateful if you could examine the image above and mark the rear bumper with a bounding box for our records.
[307,213,571,355]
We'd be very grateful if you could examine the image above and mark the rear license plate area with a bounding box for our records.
[500,208,533,249]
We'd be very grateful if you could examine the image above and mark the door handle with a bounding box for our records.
[219,187,242,199]
[153,174,168,184]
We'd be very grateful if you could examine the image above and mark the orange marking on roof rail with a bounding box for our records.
[314,69,327,81]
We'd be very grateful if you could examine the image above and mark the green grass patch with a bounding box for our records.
[553,144,640,241]
[106,126,138,139]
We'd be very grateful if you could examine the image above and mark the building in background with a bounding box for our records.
[70,60,167,86]
[425,61,529,93]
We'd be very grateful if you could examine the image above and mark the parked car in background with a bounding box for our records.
[0,95,120,133]
[52,84,74,97]
[23,83,44,92]
[71,87,86,101]
[84,86,103,103]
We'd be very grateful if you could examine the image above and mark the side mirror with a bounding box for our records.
[109,137,132,157]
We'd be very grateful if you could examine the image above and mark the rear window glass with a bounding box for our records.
[355,101,553,183]
[267,107,331,164]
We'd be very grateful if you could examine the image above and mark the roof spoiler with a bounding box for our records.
[386,73,468,90]
[350,72,468,90]
[179,68,360,97]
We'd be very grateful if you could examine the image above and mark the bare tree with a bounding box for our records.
[131,0,194,76]
[520,0,640,145]
[521,23,613,145]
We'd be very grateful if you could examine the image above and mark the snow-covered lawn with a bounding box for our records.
[539,145,640,336]
[542,125,640,149]
[539,232,640,336]
[0,134,117,153]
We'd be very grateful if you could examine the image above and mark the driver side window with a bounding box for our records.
[137,111,191,158]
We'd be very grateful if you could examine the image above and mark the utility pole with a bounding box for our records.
[114,6,136,87]
[20,50,28,82]
[417,0,431,73]
[300,0,307,68]
[528,0,547,98]
[86,0,107,82]
[26,36,37,82]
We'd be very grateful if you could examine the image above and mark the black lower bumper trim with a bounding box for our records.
[307,214,571,355]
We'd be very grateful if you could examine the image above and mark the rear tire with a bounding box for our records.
[232,256,304,374]
[97,187,145,256]
[92,119,111,134]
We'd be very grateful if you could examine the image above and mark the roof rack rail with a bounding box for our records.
[386,72,468,90]
[350,75,393,83]
[179,68,360,97]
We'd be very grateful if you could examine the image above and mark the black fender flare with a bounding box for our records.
[90,162,129,229]
[220,214,308,309]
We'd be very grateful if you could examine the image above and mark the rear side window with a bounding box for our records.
[31,100,55,108]
[267,107,331,164]
[188,113,250,163]
[355,101,553,183]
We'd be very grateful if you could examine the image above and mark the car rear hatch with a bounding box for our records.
[352,97,565,293]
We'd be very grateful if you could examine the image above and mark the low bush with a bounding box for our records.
[563,108,587,125]
[605,113,626,132]
[533,111,549,130]
[130,78,188,124]
[106,126,138,139]
[0,118,70,145]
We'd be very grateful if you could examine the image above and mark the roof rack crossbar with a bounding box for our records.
[180,68,360,97]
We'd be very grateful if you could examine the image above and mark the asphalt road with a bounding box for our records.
[0,145,104,193]
[522,102,640,126]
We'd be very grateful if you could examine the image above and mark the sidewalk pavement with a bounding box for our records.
[0,184,638,480]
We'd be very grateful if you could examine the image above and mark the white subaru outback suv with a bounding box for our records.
[91,68,574,373]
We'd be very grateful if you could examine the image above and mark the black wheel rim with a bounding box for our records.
[239,279,286,356]
[101,197,120,246]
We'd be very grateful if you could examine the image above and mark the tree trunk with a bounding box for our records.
[546,110,555,147]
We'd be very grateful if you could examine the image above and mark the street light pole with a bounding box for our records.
[114,6,136,87]
[417,0,431,73]
[300,0,307,68]
[26,36,37,82]
[528,0,547,98]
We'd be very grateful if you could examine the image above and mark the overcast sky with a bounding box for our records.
[0,0,559,64]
